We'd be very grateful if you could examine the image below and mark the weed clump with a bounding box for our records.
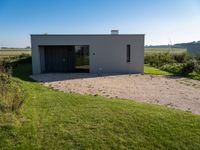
[0,60,25,113]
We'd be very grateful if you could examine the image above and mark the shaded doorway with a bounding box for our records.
[42,45,89,73]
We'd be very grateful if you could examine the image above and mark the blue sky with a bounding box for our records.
[0,0,200,47]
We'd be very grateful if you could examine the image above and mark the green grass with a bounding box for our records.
[144,64,173,75]
[1,63,200,149]
[145,48,187,54]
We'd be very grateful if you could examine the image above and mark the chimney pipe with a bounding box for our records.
[111,30,119,35]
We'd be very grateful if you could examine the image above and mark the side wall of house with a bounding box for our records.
[31,35,144,74]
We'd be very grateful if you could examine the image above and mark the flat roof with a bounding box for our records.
[31,34,145,36]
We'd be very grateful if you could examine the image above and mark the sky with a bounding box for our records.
[0,0,200,47]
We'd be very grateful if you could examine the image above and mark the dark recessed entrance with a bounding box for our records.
[42,45,89,73]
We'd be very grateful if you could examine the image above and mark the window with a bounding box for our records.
[126,44,131,63]
[75,45,89,72]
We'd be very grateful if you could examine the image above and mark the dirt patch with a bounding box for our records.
[31,73,200,115]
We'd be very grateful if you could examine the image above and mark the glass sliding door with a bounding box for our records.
[75,45,89,72]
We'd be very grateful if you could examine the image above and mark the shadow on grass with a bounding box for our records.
[11,57,145,83]
[11,57,35,82]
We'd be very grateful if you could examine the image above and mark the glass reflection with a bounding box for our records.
[75,46,89,72]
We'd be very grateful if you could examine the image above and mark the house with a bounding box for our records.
[31,31,144,74]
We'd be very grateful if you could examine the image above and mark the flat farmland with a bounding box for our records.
[0,48,31,58]
[145,48,187,54]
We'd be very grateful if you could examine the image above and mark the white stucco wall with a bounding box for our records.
[31,34,144,74]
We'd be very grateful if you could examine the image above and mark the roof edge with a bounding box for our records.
[31,34,145,36]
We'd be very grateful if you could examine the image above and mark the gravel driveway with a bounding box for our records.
[31,73,200,115]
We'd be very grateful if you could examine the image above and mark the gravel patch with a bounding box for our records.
[31,73,200,115]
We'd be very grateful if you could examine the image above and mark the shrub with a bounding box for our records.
[0,60,25,112]
[173,53,188,63]
[181,59,198,75]
[159,58,200,76]
[188,72,200,80]
[160,63,183,74]
[194,63,200,73]
[145,51,200,80]
[144,53,188,67]
[0,59,12,74]
[145,53,172,67]
[0,73,25,112]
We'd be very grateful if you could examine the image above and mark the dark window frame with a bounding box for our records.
[126,44,131,63]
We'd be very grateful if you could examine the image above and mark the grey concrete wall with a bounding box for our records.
[31,34,144,74]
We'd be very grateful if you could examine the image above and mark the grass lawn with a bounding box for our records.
[144,64,173,75]
[0,63,200,149]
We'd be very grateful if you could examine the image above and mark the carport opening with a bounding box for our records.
[40,45,89,73]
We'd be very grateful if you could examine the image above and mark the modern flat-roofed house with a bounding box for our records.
[31,31,144,74]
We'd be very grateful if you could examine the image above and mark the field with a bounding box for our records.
[0,62,200,149]
[0,48,31,58]
[145,48,187,54]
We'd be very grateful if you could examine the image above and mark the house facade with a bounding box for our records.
[31,33,144,74]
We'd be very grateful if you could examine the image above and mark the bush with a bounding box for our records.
[0,73,25,112]
[145,52,200,78]
[173,53,188,63]
[181,59,198,75]
[188,72,200,80]
[0,59,12,74]
[0,60,25,113]
[160,63,183,74]
[160,60,199,76]
[145,53,175,67]
[145,52,190,67]
[194,63,200,73]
